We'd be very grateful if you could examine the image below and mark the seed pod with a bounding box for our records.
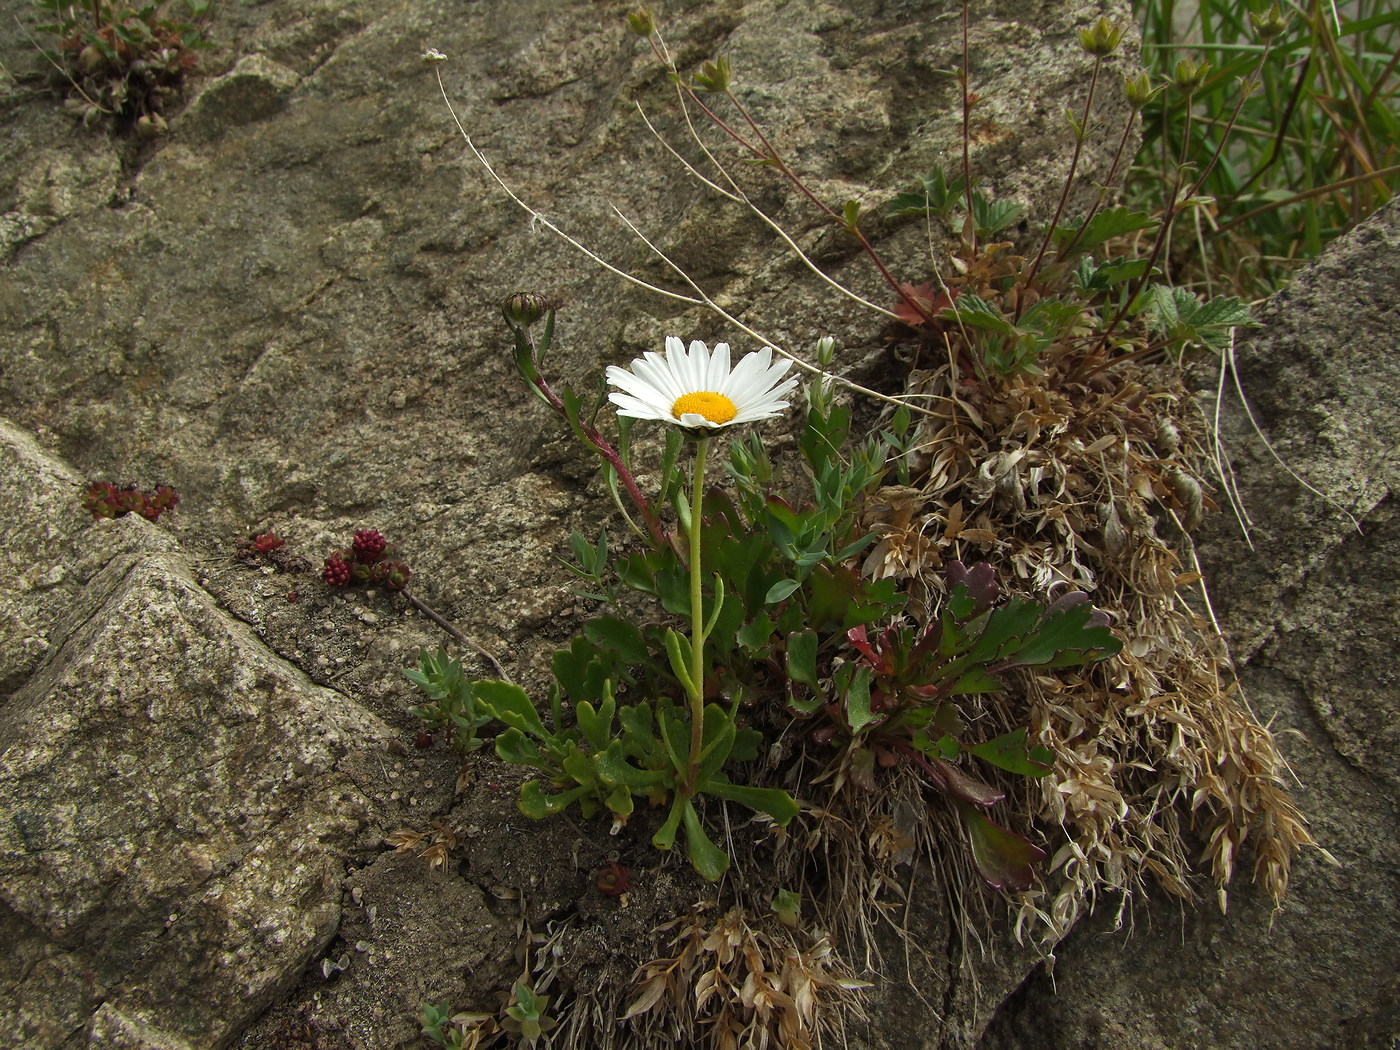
[1166,467,1204,531]
[1154,416,1181,456]
[1099,500,1127,556]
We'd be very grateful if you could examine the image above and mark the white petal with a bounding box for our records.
[722,346,773,397]
[707,342,732,389]
[609,393,672,419]
[683,339,709,392]
[630,355,685,404]
[731,399,792,424]
[677,412,724,428]
[607,369,674,413]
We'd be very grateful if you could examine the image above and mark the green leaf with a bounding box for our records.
[658,704,691,776]
[911,729,961,761]
[574,692,616,751]
[1005,603,1121,667]
[495,728,549,769]
[1074,255,1150,291]
[736,613,776,654]
[552,636,609,703]
[474,680,548,739]
[765,578,801,604]
[968,728,1055,777]
[652,792,686,850]
[605,785,635,819]
[949,668,1002,694]
[730,724,763,763]
[843,665,879,733]
[584,615,650,666]
[943,294,1016,336]
[681,800,730,881]
[701,777,799,825]
[696,704,738,782]
[786,629,820,691]
[887,165,966,218]
[1052,206,1158,253]
[519,781,591,819]
[615,553,657,595]
[971,194,1026,237]
[595,739,668,790]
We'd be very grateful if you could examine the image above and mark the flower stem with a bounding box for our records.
[684,435,710,792]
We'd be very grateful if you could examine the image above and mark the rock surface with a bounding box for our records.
[2,0,1392,1047]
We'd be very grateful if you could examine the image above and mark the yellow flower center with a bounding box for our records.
[672,391,737,425]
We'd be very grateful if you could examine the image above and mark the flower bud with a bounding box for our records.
[501,291,552,328]
[693,56,732,94]
[78,44,105,74]
[1249,3,1288,40]
[626,7,654,36]
[1123,70,1158,110]
[322,553,352,588]
[382,561,412,591]
[1172,58,1210,94]
[772,889,801,928]
[352,528,388,563]
[596,862,630,897]
[1078,18,1123,57]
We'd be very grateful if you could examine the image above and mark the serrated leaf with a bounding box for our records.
[1004,604,1121,667]
[736,613,776,654]
[1052,206,1158,252]
[1193,293,1254,329]
[584,615,650,666]
[971,195,1026,237]
[943,294,1016,336]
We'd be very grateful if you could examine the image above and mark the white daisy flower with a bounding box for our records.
[606,337,798,429]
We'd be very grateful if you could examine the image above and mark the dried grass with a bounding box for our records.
[861,353,1314,938]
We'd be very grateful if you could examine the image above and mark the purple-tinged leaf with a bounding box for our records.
[955,801,1046,891]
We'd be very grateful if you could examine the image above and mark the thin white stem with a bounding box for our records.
[609,204,938,416]
[434,69,701,307]
[635,102,899,320]
[1225,332,1362,532]
[1211,341,1255,547]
